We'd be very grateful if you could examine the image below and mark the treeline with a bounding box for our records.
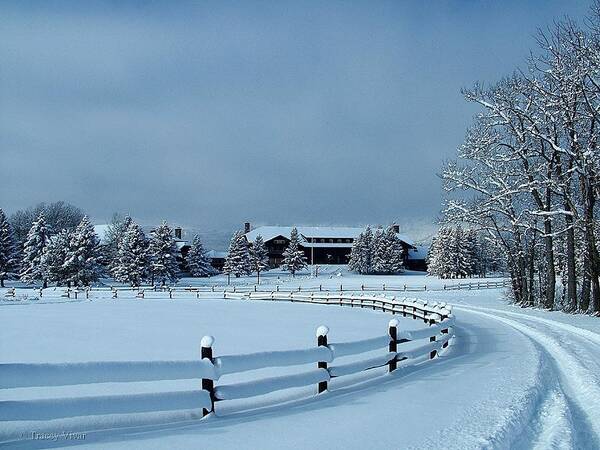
[427,226,503,279]
[0,202,214,288]
[442,4,600,313]
[348,225,405,275]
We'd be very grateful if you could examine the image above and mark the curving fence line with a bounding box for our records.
[2,279,508,301]
[0,294,454,425]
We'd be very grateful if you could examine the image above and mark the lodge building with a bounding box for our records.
[243,223,419,268]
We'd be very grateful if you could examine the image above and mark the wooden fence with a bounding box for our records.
[0,295,454,423]
[2,279,508,301]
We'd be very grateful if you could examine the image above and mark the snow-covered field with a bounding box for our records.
[2,270,600,449]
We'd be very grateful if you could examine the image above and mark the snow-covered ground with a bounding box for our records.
[2,269,600,449]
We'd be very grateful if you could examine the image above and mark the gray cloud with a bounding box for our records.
[0,0,590,239]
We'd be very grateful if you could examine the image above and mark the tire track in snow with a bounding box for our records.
[456,306,600,448]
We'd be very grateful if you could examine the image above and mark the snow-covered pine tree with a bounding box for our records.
[112,221,149,287]
[281,227,307,277]
[386,225,405,273]
[0,209,17,287]
[371,228,386,274]
[42,229,72,285]
[450,226,470,278]
[105,215,132,274]
[348,231,364,273]
[427,234,441,277]
[349,226,376,274]
[223,231,252,278]
[427,226,453,279]
[371,226,404,274]
[463,228,479,278]
[149,221,180,286]
[250,234,269,282]
[186,235,213,277]
[20,213,49,287]
[63,216,103,286]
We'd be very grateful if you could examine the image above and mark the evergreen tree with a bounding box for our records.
[348,232,364,273]
[348,226,374,274]
[250,234,270,282]
[149,221,180,285]
[112,221,149,287]
[281,227,307,276]
[449,226,466,278]
[371,228,386,273]
[63,216,103,286]
[463,228,479,277]
[428,226,453,279]
[20,213,49,287]
[105,214,132,274]
[223,231,252,277]
[186,235,213,277]
[0,209,17,287]
[372,226,404,274]
[42,229,72,285]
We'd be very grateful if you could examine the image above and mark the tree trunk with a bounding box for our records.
[564,208,578,312]
[543,217,556,309]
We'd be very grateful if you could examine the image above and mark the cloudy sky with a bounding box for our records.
[0,0,590,237]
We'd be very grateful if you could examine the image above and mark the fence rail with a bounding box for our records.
[2,279,509,301]
[0,294,455,424]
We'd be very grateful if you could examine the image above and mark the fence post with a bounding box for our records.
[319,284,322,291]
[388,319,398,372]
[112,289,117,299]
[316,326,329,393]
[74,290,78,299]
[441,326,449,349]
[169,289,173,299]
[340,284,343,292]
[201,336,216,417]
[276,285,280,292]
[383,284,386,291]
[429,318,437,359]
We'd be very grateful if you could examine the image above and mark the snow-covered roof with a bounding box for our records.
[93,223,190,247]
[408,245,429,260]
[93,224,110,244]
[175,240,189,250]
[245,226,414,247]
[205,250,227,259]
[244,226,361,242]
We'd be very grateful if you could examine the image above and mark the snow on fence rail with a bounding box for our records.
[1,279,508,302]
[0,294,454,424]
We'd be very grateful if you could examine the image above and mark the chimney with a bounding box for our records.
[244,222,251,234]
[174,227,182,239]
[392,224,400,234]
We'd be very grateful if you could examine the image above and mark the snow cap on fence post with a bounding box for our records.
[388,318,399,372]
[316,325,329,394]
[201,335,216,417]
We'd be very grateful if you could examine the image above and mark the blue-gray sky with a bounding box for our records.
[0,0,591,236]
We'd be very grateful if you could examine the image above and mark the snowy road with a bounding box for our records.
[2,281,600,449]
[453,305,600,449]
